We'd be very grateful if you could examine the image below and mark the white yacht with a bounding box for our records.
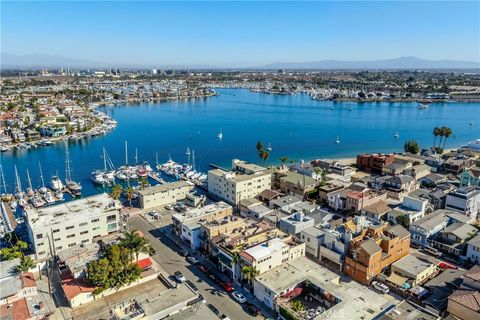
[50,176,64,191]
[91,171,105,185]
[335,136,340,144]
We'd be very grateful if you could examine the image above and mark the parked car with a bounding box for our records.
[149,247,156,256]
[180,249,189,257]
[231,291,247,303]
[207,304,221,316]
[148,210,160,219]
[174,271,186,283]
[186,256,199,265]
[246,302,260,316]
[221,281,234,293]
[220,315,231,320]
[371,281,389,294]
[165,204,174,211]
[423,246,443,258]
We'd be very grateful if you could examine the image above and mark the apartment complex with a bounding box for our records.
[25,193,122,261]
[208,159,271,205]
[356,153,395,174]
[137,181,194,209]
[344,224,410,284]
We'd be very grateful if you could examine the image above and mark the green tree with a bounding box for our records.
[0,240,28,261]
[124,186,135,207]
[396,215,410,229]
[279,156,289,164]
[291,300,305,312]
[442,127,452,149]
[433,127,440,148]
[16,256,35,272]
[256,141,263,153]
[404,139,420,154]
[241,266,259,287]
[110,184,123,200]
[139,177,149,190]
[121,231,151,262]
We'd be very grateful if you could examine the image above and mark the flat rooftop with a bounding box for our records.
[256,257,394,320]
[392,255,434,276]
[172,201,232,222]
[137,180,193,196]
[25,193,121,230]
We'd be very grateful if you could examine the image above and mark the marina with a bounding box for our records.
[0,88,479,203]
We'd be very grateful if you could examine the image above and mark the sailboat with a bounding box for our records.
[335,136,340,144]
[266,142,272,152]
[65,146,82,196]
[394,131,400,138]
[25,169,35,197]
[218,129,223,140]
[38,163,48,194]
[102,148,116,184]
[0,164,12,202]
[14,166,28,209]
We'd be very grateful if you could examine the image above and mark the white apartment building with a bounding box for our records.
[137,181,194,209]
[445,186,480,222]
[25,193,122,261]
[208,159,271,205]
[240,237,305,274]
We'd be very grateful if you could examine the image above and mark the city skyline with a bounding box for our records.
[1,1,479,67]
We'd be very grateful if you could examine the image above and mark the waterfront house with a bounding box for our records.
[40,125,66,137]
[382,161,413,176]
[289,161,322,180]
[356,153,395,174]
[137,181,194,210]
[384,174,419,200]
[404,164,432,180]
[270,169,317,198]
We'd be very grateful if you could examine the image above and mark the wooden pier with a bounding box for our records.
[147,173,165,184]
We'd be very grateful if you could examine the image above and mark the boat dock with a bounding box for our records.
[208,163,230,172]
[147,173,166,185]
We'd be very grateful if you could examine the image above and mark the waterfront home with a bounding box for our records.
[270,169,317,197]
[404,164,432,180]
[311,159,354,180]
[444,155,475,175]
[356,153,395,174]
[343,224,410,285]
[389,254,437,287]
[289,161,322,180]
[40,125,66,137]
[459,166,480,187]
[445,186,480,222]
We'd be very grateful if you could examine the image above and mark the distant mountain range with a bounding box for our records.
[261,57,480,70]
[1,53,479,70]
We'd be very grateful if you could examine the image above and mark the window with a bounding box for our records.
[79,222,87,227]
[80,230,88,235]
[81,239,89,244]
[55,246,62,250]
[107,214,116,222]
[107,222,117,230]
[93,226,100,231]
[67,234,75,238]
[37,242,44,247]
[91,218,99,223]
[54,238,61,242]
[66,226,74,230]
[37,251,46,256]
[52,229,60,233]
[36,234,43,239]
[68,243,76,247]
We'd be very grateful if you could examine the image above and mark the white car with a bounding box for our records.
[372,281,389,294]
[174,271,186,283]
[231,291,247,303]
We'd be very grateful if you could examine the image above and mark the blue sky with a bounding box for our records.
[1,1,479,66]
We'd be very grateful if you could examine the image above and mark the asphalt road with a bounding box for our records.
[128,215,263,320]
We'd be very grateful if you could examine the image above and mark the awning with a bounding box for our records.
[137,258,152,269]
[386,273,409,287]
[282,287,303,299]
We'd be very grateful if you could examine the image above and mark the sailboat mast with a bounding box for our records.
[39,162,45,188]
[26,169,33,190]
[14,165,21,193]
[186,147,191,166]
[155,152,159,166]
[135,148,138,164]
[65,147,71,182]
[103,147,107,171]
[0,164,7,194]
[125,141,128,165]
[192,150,196,171]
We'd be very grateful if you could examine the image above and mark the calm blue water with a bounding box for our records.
[1,88,479,198]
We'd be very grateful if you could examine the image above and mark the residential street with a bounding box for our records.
[128,214,267,320]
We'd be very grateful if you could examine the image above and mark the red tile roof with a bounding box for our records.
[0,298,30,320]
[137,257,152,270]
[464,265,480,282]
[61,276,96,301]
[449,289,480,312]
[19,272,36,288]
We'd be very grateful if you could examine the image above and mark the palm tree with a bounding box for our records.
[256,141,264,153]
[433,127,440,148]
[16,256,35,272]
[121,231,151,262]
[262,150,270,162]
[124,186,135,208]
[279,156,288,164]
[437,127,446,149]
[241,266,259,287]
[110,184,123,200]
[139,177,149,190]
[442,127,452,149]
[230,252,241,280]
